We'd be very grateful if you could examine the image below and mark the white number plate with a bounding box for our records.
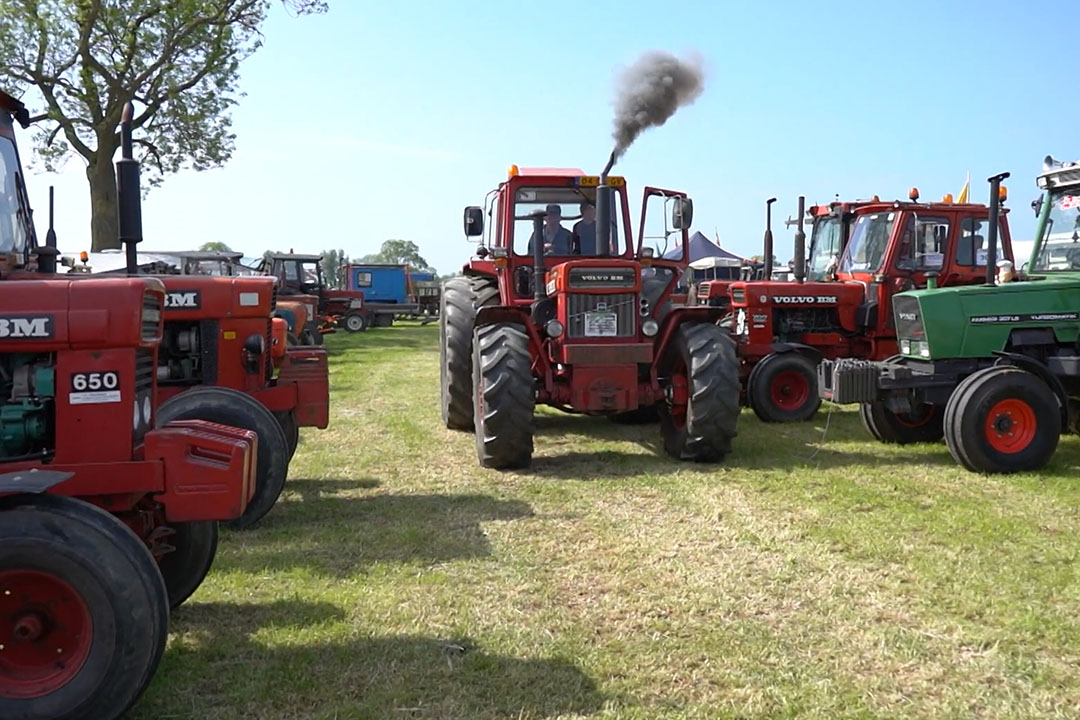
[584,311,617,337]
[69,371,121,404]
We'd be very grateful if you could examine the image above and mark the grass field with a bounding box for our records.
[133,323,1080,720]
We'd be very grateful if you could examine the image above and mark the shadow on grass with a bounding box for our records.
[142,600,603,720]
[221,491,534,576]
[526,408,960,478]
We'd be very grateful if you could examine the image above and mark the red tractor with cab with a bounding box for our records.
[728,188,1015,431]
[440,163,740,468]
[0,93,259,718]
[265,252,368,333]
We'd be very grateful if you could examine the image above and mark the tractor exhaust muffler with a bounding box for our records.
[985,172,1009,285]
[792,195,806,283]
[763,197,777,280]
[116,102,142,275]
[596,150,616,258]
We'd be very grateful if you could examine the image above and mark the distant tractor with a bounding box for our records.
[728,188,1015,427]
[440,163,740,468]
[822,167,1080,472]
[409,269,441,316]
[0,93,257,718]
[266,253,367,333]
[691,255,743,310]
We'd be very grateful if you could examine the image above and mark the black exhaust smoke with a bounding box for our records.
[610,50,705,162]
[598,50,705,254]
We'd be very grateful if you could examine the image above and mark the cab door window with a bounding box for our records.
[955,217,1007,267]
[895,215,950,271]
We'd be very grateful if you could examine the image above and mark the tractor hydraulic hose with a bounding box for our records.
[985,172,1009,284]
[763,198,777,280]
[793,195,806,283]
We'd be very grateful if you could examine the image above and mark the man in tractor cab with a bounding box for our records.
[528,204,573,255]
[572,201,597,255]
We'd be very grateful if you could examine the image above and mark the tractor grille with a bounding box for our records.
[141,292,162,340]
[134,349,155,445]
[731,287,746,305]
[566,293,637,338]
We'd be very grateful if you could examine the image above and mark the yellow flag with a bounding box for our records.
[957,171,970,203]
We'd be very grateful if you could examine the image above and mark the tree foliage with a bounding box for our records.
[359,239,434,273]
[0,0,326,250]
[198,241,232,251]
[321,248,349,288]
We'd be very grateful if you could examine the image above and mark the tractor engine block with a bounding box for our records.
[0,354,54,460]
[157,322,203,383]
[773,308,841,343]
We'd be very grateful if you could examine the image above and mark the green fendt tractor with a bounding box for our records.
[820,167,1080,474]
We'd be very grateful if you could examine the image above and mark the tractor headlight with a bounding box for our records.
[917,341,931,358]
[133,400,141,431]
[545,319,564,338]
[143,396,152,425]
[900,339,911,355]
[642,319,660,337]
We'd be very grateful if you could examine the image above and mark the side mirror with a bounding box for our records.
[672,197,693,230]
[1031,196,1044,218]
[463,206,484,237]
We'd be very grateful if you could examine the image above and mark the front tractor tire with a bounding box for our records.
[440,275,498,431]
[156,386,290,530]
[473,323,535,469]
[747,352,821,423]
[944,366,1060,474]
[0,494,169,720]
[157,520,219,610]
[660,323,740,462]
[343,312,368,333]
[859,400,944,444]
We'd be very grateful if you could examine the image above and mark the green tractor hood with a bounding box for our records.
[893,275,1080,359]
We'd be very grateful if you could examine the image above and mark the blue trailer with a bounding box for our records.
[344,263,427,329]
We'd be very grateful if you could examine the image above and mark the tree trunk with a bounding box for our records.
[87,152,119,252]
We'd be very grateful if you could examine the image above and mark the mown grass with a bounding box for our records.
[133,324,1080,719]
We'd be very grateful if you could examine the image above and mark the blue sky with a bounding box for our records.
[19,0,1077,273]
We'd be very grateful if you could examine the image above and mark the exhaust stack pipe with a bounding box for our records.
[792,195,806,283]
[763,197,777,280]
[116,102,142,275]
[985,172,1009,285]
[596,150,616,258]
[531,210,546,301]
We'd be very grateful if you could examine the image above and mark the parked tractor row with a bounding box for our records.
[0,92,332,719]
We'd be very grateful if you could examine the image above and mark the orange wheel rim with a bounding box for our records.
[984,398,1037,453]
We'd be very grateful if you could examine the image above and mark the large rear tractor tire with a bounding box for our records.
[944,366,1060,473]
[473,323,535,469]
[859,400,944,444]
[660,323,740,462]
[440,275,498,430]
[156,386,289,529]
[747,352,821,423]
[0,495,169,720]
[157,520,218,610]
[275,410,300,460]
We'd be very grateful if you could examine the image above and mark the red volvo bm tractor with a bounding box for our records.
[728,189,1015,432]
[0,95,258,719]
[440,163,740,468]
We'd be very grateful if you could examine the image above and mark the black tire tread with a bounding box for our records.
[440,275,498,430]
[473,323,535,469]
[157,520,218,610]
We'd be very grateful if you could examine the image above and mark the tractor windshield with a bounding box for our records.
[839,212,895,274]
[807,216,843,281]
[511,186,626,257]
[0,136,28,256]
[1032,190,1080,272]
[182,259,234,276]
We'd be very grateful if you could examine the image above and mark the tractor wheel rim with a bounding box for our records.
[770,369,810,412]
[984,398,1037,454]
[0,569,93,699]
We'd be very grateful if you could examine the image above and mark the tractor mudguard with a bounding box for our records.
[992,351,1069,427]
[0,469,75,495]
[475,306,532,329]
[651,306,726,373]
[769,342,824,362]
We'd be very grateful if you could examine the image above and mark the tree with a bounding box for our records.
[199,241,232,252]
[0,1,326,251]
[359,239,434,272]
[321,248,349,288]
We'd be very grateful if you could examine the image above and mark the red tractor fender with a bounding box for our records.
[474,306,552,384]
[769,342,823,362]
[650,306,727,374]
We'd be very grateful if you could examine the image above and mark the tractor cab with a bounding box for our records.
[265,252,360,338]
[727,189,1015,424]
[174,250,248,276]
[443,164,739,469]
[267,253,326,296]
[0,90,42,275]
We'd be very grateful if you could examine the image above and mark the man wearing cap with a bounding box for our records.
[529,204,573,255]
